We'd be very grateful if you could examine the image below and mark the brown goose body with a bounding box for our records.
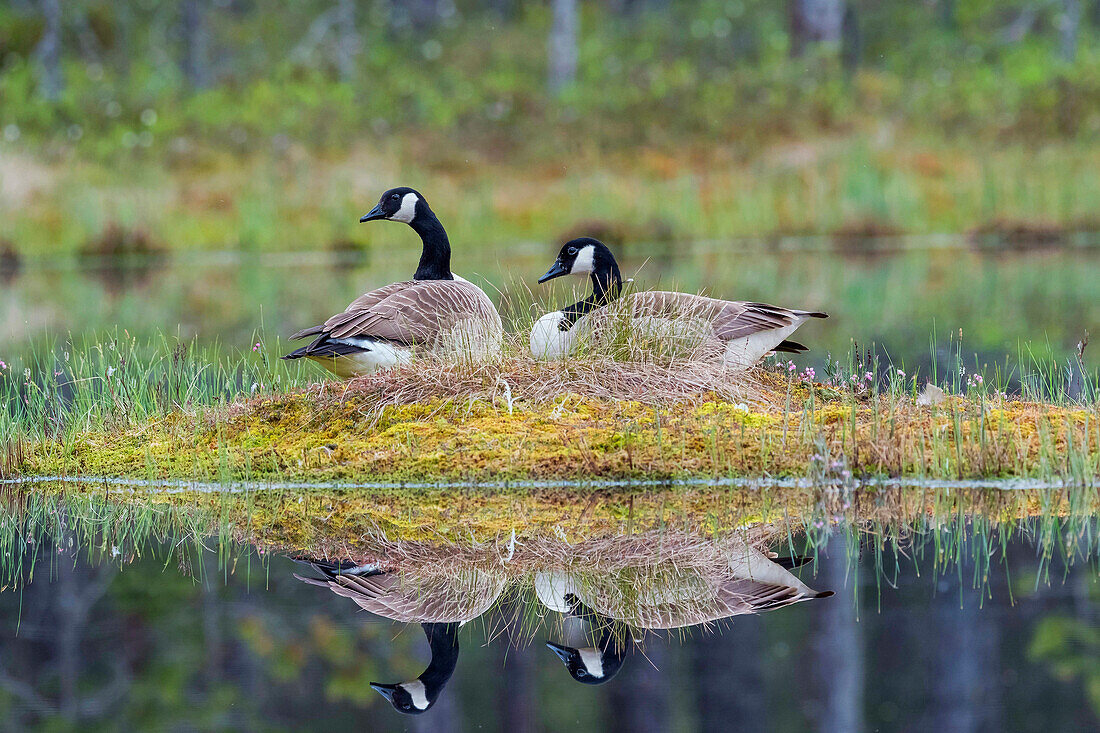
[285,278,503,378]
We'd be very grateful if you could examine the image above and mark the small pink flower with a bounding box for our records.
[896,369,905,377]
[864,371,873,381]
[252,342,261,352]
[787,361,796,372]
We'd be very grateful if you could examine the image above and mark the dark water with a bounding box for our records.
[1,534,1096,732]
[4,237,1100,372]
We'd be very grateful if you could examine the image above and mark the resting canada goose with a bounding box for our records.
[283,187,503,378]
[531,237,827,366]
[294,558,506,714]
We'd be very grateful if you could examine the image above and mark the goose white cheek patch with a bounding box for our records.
[403,680,430,710]
[570,245,595,275]
[391,193,419,223]
[578,648,604,678]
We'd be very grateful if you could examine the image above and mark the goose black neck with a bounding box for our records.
[595,620,630,679]
[558,264,623,331]
[410,213,453,281]
[418,623,460,697]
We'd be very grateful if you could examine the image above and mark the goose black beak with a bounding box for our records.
[546,641,573,663]
[370,682,397,703]
[359,203,387,223]
[538,261,569,284]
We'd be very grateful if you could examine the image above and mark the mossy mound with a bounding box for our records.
[15,373,1100,484]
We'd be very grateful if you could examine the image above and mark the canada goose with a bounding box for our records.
[283,187,503,378]
[535,538,832,632]
[293,557,506,714]
[531,237,827,366]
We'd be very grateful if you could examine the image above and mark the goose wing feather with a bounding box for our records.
[715,577,811,613]
[625,291,825,342]
[288,282,412,341]
[321,570,506,624]
[609,577,819,629]
[293,280,498,346]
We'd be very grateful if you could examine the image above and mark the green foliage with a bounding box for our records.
[1,1,1099,161]
[1030,615,1100,717]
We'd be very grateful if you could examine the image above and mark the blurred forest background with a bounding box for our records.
[2,0,1100,258]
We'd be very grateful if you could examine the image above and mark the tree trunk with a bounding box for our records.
[335,0,360,82]
[606,641,669,733]
[34,0,63,101]
[789,0,845,56]
[406,0,441,30]
[498,644,537,733]
[810,546,864,733]
[921,563,1001,731]
[548,0,579,94]
[411,683,461,733]
[938,0,956,30]
[1060,0,1081,61]
[181,0,212,89]
[691,617,767,731]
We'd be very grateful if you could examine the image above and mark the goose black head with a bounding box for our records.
[360,187,452,280]
[538,237,619,284]
[545,640,626,685]
[369,681,434,715]
[360,187,429,225]
[370,623,459,715]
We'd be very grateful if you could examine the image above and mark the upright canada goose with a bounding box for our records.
[283,187,503,378]
[539,540,831,685]
[531,237,827,366]
[294,558,506,714]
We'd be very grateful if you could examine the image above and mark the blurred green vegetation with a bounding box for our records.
[2,1,1100,155]
[1,2,1099,256]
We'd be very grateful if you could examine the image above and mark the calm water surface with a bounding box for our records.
[0,528,1096,731]
[3,238,1099,730]
[4,236,1100,372]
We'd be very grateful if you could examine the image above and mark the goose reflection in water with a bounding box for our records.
[293,558,506,714]
[537,536,833,685]
[291,532,832,714]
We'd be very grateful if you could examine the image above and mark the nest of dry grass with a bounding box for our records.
[303,352,772,410]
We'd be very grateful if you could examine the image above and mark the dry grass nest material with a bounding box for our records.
[302,354,771,410]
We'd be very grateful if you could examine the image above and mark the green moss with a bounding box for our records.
[15,380,1100,484]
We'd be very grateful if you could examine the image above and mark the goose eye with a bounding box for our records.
[566,247,577,256]
[576,669,587,677]
[391,193,400,200]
